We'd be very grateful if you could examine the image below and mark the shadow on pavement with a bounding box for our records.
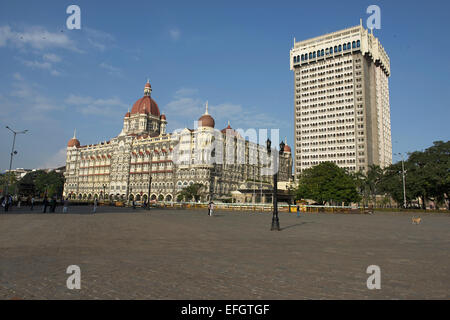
[280,221,312,231]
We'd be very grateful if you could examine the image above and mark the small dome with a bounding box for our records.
[284,144,291,153]
[124,111,131,117]
[198,101,215,128]
[67,138,80,148]
[221,121,238,136]
[160,114,166,120]
[199,114,215,128]
[145,82,151,88]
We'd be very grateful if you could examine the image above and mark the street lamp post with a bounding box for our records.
[266,138,284,231]
[4,126,28,196]
[398,153,407,209]
[102,184,106,200]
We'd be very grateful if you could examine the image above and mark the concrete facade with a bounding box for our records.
[290,24,392,178]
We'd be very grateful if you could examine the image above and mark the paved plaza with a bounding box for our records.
[0,206,449,299]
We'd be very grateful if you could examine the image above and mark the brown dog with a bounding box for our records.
[412,217,422,224]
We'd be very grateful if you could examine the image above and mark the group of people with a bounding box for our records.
[1,195,74,213]
[1,194,13,212]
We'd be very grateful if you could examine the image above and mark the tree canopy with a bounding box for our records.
[177,183,205,202]
[296,162,360,205]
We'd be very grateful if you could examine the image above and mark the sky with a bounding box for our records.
[0,0,449,171]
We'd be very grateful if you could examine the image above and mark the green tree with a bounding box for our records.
[296,162,361,205]
[177,183,205,202]
[365,164,384,206]
[0,172,18,195]
[34,171,64,198]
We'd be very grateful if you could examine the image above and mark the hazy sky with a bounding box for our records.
[0,0,449,171]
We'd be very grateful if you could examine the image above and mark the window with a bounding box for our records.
[347,42,351,49]
[343,43,346,50]
[357,40,360,47]
[352,41,356,48]
[309,52,312,59]
[321,49,324,56]
[297,55,300,62]
[313,52,316,58]
[301,54,304,61]
[338,45,342,52]
[334,46,337,53]
[294,56,297,63]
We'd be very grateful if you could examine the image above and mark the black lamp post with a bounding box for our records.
[267,138,285,231]
[4,126,28,196]
[102,184,106,200]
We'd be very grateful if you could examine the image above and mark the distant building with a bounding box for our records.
[64,81,292,202]
[4,168,32,180]
[290,23,392,178]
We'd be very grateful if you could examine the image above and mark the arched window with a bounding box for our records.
[357,40,360,47]
[313,52,316,58]
[330,47,333,54]
[347,42,351,49]
[343,43,346,50]
[301,54,304,61]
[325,48,329,55]
[321,49,324,56]
[309,52,312,59]
[293,56,296,63]
[352,41,356,48]
[297,55,300,62]
[334,46,337,53]
[317,50,320,57]
[338,45,342,52]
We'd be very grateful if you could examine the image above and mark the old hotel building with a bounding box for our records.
[63,81,292,202]
[290,22,392,178]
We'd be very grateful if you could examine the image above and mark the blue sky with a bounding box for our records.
[0,0,449,171]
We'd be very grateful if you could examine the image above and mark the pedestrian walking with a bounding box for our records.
[31,196,35,211]
[50,197,57,213]
[42,197,48,213]
[4,194,12,212]
[1,195,5,212]
[93,198,98,213]
[297,204,300,218]
[63,198,69,213]
[208,201,214,216]
[132,199,136,210]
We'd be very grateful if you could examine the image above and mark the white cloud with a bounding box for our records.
[41,147,67,169]
[43,53,61,63]
[18,57,61,76]
[0,25,79,52]
[164,88,284,131]
[169,28,180,40]
[83,27,115,51]
[99,62,121,75]
[13,72,23,81]
[65,94,127,117]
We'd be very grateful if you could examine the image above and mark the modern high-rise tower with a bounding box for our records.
[290,23,392,179]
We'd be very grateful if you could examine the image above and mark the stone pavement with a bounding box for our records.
[0,206,449,299]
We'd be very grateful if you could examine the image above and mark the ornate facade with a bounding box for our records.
[63,81,292,202]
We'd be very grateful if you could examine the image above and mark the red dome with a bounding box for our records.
[67,138,80,148]
[131,96,160,117]
[124,111,131,117]
[198,114,215,128]
[160,114,166,120]
[145,82,151,88]
[221,123,239,136]
[284,144,291,153]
